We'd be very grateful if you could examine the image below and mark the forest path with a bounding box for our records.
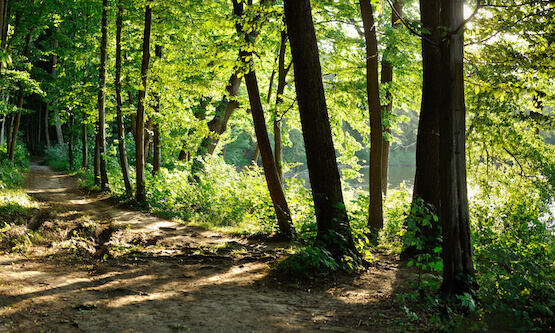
[0,162,415,333]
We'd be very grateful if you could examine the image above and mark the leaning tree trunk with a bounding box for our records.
[96,0,110,191]
[115,0,133,192]
[233,0,295,238]
[284,0,357,259]
[135,0,153,203]
[359,0,383,234]
[437,0,475,297]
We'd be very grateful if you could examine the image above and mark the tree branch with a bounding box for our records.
[384,0,439,47]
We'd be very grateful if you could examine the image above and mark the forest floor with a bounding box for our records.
[0,161,422,333]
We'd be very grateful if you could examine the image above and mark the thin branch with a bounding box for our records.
[481,0,552,8]
[384,0,440,47]
[452,0,482,35]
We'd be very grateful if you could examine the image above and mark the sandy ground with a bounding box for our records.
[0,162,417,333]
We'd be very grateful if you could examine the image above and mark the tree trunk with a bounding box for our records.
[359,0,383,234]
[284,0,357,258]
[52,36,64,147]
[437,0,475,296]
[152,44,162,176]
[380,0,403,197]
[273,29,290,184]
[68,113,74,169]
[5,114,13,156]
[135,0,153,203]
[81,120,88,169]
[8,91,24,162]
[405,0,443,258]
[96,0,110,191]
[9,33,32,162]
[44,103,51,147]
[233,0,295,239]
[115,0,133,192]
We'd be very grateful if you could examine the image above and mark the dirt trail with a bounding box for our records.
[0,162,415,333]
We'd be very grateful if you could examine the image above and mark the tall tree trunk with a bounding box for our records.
[359,0,383,234]
[9,33,32,162]
[68,113,74,169]
[5,113,13,156]
[115,0,133,192]
[96,0,109,191]
[380,0,403,197]
[135,0,153,203]
[437,0,475,296]
[44,103,51,147]
[233,0,295,238]
[284,0,358,258]
[8,90,23,162]
[405,0,443,257]
[81,121,88,169]
[273,30,290,184]
[52,35,64,147]
[152,44,162,176]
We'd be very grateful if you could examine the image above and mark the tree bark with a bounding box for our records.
[284,0,357,258]
[135,0,153,203]
[115,0,133,192]
[68,113,74,169]
[52,35,64,147]
[233,0,295,239]
[152,44,162,176]
[9,33,32,162]
[404,0,443,258]
[359,0,383,234]
[44,103,51,147]
[96,0,110,191]
[273,29,290,184]
[81,119,88,169]
[8,91,24,162]
[380,0,403,197]
[437,0,475,296]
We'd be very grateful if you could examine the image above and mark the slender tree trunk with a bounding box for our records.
[233,0,295,238]
[68,113,74,169]
[0,116,5,144]
[115,0,133,192]
[96,0,110,191]
[284,0,358,258]
[380,0,403,197]
[359,0,383,234]
[44,103,51,147]
[52,36,64,147]
[81,119,88,169]
[152,44,162,176]
[8,91,24,162]
[9,33,32,162]
[273,30,290,184]
[437,0,475,296]
[129,90,136,138]
[135,0,153,203]
[6,113,13,155]
[252,144,260,165]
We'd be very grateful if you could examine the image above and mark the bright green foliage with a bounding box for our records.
[274,246,339,278]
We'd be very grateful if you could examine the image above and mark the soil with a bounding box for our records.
[0,161,420,333]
